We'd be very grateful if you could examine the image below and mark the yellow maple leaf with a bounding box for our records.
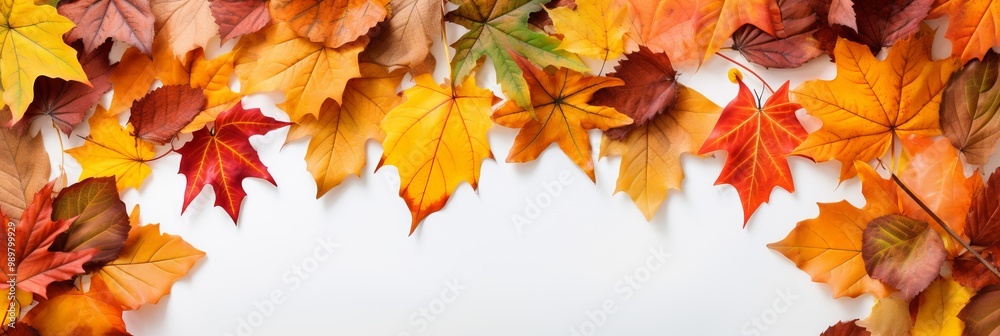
[378,73,498,234]
[184,49,242,132]
[286,64,404,198]
[66,106,156,191]
[0,0,90,124]
[600,85,720,220]
[548,0,630,60]
[913,276,974,336]
[235,23,363,121]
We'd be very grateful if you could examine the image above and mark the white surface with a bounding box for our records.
[33,18,993,336]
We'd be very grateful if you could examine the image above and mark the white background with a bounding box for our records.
[32,17,994,336]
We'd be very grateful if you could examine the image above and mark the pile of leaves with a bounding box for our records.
[1,0,999,333]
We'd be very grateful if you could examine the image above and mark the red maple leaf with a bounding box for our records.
[698,78,807,226]
[177,102,290,224]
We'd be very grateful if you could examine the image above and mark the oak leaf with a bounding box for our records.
[940,49,1000,165]
[286,64,403,198]
[21,277,129,336]
[731,0,823,68]
[58,0,155,55]
[66,106,156,192]
[208,0,269,43]
[912,276,973,335]
[600,85,721,220]
[0,0,90,124]
[698,79,807,226]
[0,125,50,222]
[792,27,958,180]
[22,40,115,135]
[493,54,632,180]
[177,102,291,223]
[378,74,498,234]
[446,0,588,115]
[360,0,443,75]
[128,85,207,145]
[151,0,218,57]
[862,214,946,300]
[270,0,387,48]
[548,0,629,60]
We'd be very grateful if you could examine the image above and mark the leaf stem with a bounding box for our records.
[714,52,775,94]
[51,120,65,170]
[891,174,1000,280]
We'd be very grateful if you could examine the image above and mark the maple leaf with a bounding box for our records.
[270,0,387,48]
[360,0,443,75]
[0,126,50,222]
[21,276,130,336]
[792,26,958,180]
[940,50,1000,165]
[912,276,973,335]
[820,320,871,336]
[961,284,1000,336]
[862,214,946,300]
[623,0,779,67]
[177,102,291,223]
[698,79,807,226]
[731,0,823,68]
[184,49,242,132]
[208,0,269,43]
[768,162,893,298]
[0,182,96,299]
[107,48,158,115]
[378,74,498,234]
[600,85,721,220]
[66,106,156,192]
[286,64,403,198]
[151,0,219,57]
[548,0,629,60]
[0,0,90,124]
[50,177,130,266]
[58,0,155,55]
[591,47,679,140]
[22,40,115,135]
[823,0,933,54]
[936,0,1000,62]
[858,295,913,336]
[128,85,207,145]
[446,0,588,115]
[953,167,1000,290]
[493,54,632,180]
[95,206,204,309]
[235,23,363,121]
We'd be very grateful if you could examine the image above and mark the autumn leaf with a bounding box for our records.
[95,207,205,309]
[912,276,973,335]
[792,26,958,180]
[0,0,90,124]
[940,49,1000,165]
[591,47,678,140]
[66,106,156,192]
[270,0,387,48]
[151,0,218,57]
[954,167,1000,290]
[820,320,871,336]
[960,284,1000,336]
[177,102,291,223]
[184,49,242,132]
[623,0,779,67]
[698,79,807,226]
[0,182,96,298]
[862,214,946,300]
[829,0,933,54]
[51,177,130,266]
[107,48,157,115]
[858,295,913,336]
[21,277,130,336]
[235,23,363,121]
[936,0,1000,62]
[378,74,498,234]
[128,85,207,145]
[208,0,269,43]
[600,85,721,220]
[360,0,443,75]
[0,126,50,222]
[494,54,631,180]
[548,0,629,60]
[446,0,588,115]
[22,40,115,135]
[768,162,893,298]
[731,0,823,68]
[58,0,155,55]
[286,64,403,198]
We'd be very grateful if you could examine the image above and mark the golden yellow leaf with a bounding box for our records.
[378,74,498,234]
[548,0,629,60]
[913,276,974,336]
[22,277,128,336]
[184,49,242,132]
[66,106,156,191]
[859,294,913,336]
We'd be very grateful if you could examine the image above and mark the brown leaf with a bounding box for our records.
[821,320,871,336]
[128,85,207,145]
[592,46,677,140]
[862,214,946,300]
[941,49,1000,165]
[960,284,1000,336]
[22,40,115,135]
[58,0,155,55]
[269,0,388,48]
[0,127,50,222]
[51,177,130,267]
[208,0,269,43]
[360,0,443,75]
[954,167,1000,290]
[731,0,823,68]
